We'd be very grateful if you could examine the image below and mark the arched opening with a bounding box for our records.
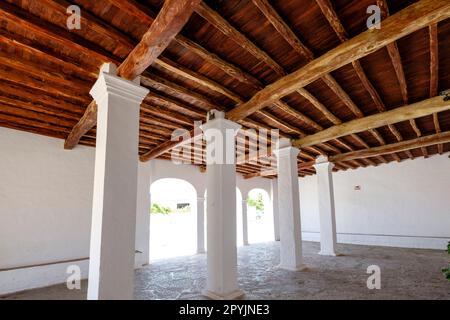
[246,188,274,244]
[150,178,197,260]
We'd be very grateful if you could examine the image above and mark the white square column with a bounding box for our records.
[313,156,338,256]
[135,162,152,268]
[271,179,280,241]
[87,63,149,300]
[242,199,249,246]
[196,197,206,254]
[201,110,244,300]
[275,138,306,271]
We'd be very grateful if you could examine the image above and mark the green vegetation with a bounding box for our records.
[151,203,172,215]
[247,193,264,212]
[151,203,191,214]
[442,242,450,282]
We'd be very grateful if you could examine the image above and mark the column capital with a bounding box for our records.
[200,110,241,134]
[90,63,149,106]
[274,138,299,158]
[313,155,334,171]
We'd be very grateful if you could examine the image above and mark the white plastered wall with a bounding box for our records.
[0,128,270,295]
[299,155,450,249]
[0,127,449,294]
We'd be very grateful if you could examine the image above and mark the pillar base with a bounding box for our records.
[202,289,245,300]
[277,264,308,272]
[197,249,206,254]
[318,251,343,257]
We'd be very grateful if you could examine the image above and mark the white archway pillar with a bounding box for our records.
[197,196,206,254]
[313,156,338,256]
[271,179,280,241]
[275,138,306,271]
[201,110,244,300]
[135,162,152,268]
[242,199,249,246]
[87,63,149,300]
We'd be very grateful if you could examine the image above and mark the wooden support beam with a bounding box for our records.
[226,0,450,120]
[315,0,404,162]
[246,131,450,179]
[429,23,443,155]
[293,96,450,148]
[332,132,450,163]
[117,0,201,79]
[379,0,426,157]
[252,0,380,165]
[315,0,348,42]
[64,0,201,149]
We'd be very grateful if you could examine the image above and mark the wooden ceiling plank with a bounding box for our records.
[251,0,314,61]
[140,73,219,111]
[39,0,135,53]
[429,23,443,155]
[155,57,244,104]
[314,0,402,162]
[332,132,450,163]
[252,0,381,166]
[293,96,450,148]
[0,1,119,65]
[378,0,427,157]
[225,0,450,120]
[247,131,450,179]
[0,66,89,105]
[64,0,201,149]
[195,2,286,77]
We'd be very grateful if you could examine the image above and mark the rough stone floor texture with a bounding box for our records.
[3,241,450,300]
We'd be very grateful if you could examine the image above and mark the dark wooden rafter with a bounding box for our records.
[377,0,428,158]
[429,23,443,155]
[64,0,202,149]
[142,0,450,165]
[143,0,377,165]
[224,0,450,120]
[314,0,404,162]
[0,2,200,149]
[247,131,450,179]
[251,0,376,167]
[293,96,450,148]
[130,1,337,163]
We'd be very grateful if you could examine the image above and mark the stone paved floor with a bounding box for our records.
[3,241,450,300]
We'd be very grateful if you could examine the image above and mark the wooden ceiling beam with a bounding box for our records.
[251,0,314,61]
[248,0,380,165]
[225,0,450,121]
[195,2,286,77]
[246,131,450,179]
[293,96,450,148]
[378,0,427,157]
[333,132,450,163]
[314,0,404,162]
[429,23,443,155]
[145,93,205,119]
[155,57,244,105]
[0,66,89,105]
[116,0,201,79]
[64,0,201,149]
[0,1,119,65]
[140,74,219,111]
